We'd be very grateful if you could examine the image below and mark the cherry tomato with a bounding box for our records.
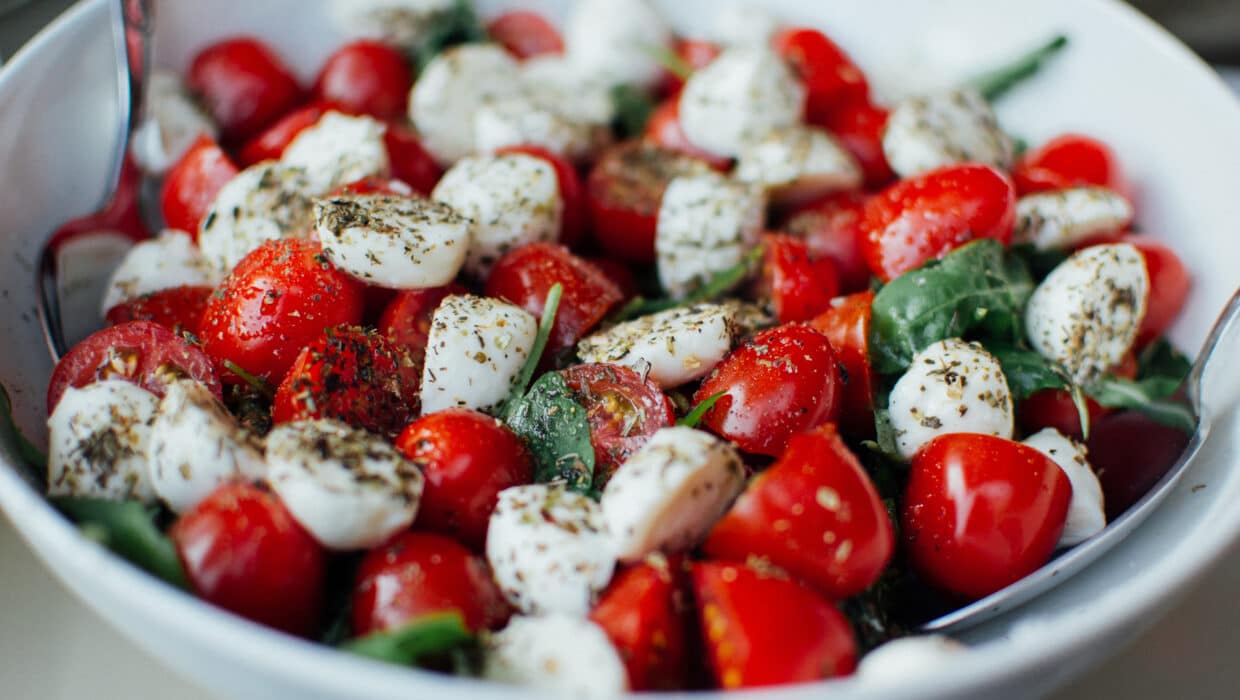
[313,40,413,120]
[497,145,586,247]
[104,285,213,336]
[589,558,692,690]
[384,123,444,196]
[329,177,413,198]
[51,156,149,247]
[779,191,871,294]
[902,433,1072,600]
[659,38,721,96]
[377,284,467,364]
[236,103,327,167]
[705,424,893,600]
[394,409,534,550]
[1012,133,1129,198]
[860,163,1016,281]
[1018,352,1137,440]
[1122,235,1191,347]
[692,562,856,689]
[809,290,876,438]
[171,482,326,637]
[352,531,511,635]
[694,324,842,457]
[812,99,894,188]
[644,98,733,170]
[47,321,222,414]
[586,257,640,301]
[1088,410,1191,521]
[772,28,869,121]
[486,10,564,60]
[560,363,675,486]
[160,135,240,238]
[200,238,366,384]
[187,37,303,144]
[754,233,839,323]
[484,243,623,354]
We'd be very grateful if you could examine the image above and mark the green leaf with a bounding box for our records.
[0,383,48,479]
[638,42,692,80]
[504,373,596,494]
[867,407,902,464]
[966,34,1069,102]
[501,283,563,416]
[342,612,474,666]
[1086,376,1194,433]
[1137,338,1192,382]
[51,497,188,589]
[987,345,1072,400]
[678,391,726,428]
[610,84,657,139]
[415,0,489,71]
[1009,243,1069,282]
[612,246,763,322]
[222,360,274,400]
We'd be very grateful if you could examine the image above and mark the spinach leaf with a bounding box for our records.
[1086,376,1194,433]
[52,497,189,589]
[610,84,657,139]
[678,391,726,428]
[342,612,474,666]
[966,34,1069,102]
[415,0,489,71]
[500,283,563,416]
[505,373,596,494]
[0,383,47,479]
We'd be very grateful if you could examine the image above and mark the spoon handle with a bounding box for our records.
[1189,287,1240,423]
[102,0,154,199]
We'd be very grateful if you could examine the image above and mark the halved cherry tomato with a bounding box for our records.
[811,99,893,189]
[384,123,444,196]
[560,363,675,486]
[860,163,1016,281]
[772,28,869,122]
[1012,133,1129,198]
[200,238,366,384]
[1122,235,1191,347]
[104,285,213,337]
[188,37,303,144]
[171,482,326,637]
[236,103,327,167]
[352,531,511,635]
[902,433,1072,600]
[694,324,842,457]
[590,558,693,691]
[377,284,467,364]
[644,98,733,170]
[313,40,413,120]
[809,290,876,438]
[497,145,586,247]
[780,191,871,294]
[692,562,857,689]
[487,10,564,60]
[1088,410,1191,521]
[753,233,839,323]
[161,135,240,238]
[1018,351,1137,440]
[659,38,721,96]
[705,424,893,600]
[51,155,149,247]
[394,409,534,550]
[47,320,222,413]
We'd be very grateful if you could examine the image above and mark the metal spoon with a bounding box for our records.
[922,287,1240,634]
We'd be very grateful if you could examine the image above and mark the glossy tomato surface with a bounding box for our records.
[1122,235,1191,347]
[809,290,875,437]
[590,558,692,691]
[160,135,239,238]
[377,284,466,364]
[773,27,869,121]
[560,363,675,486]
[1012,133,1129,197]
[104,285,213,337]
[383,123,444,196]
[313,40,413,120]
[754,233,839,323]
[236,103,327,166]
[187,37,303,144]
[780,190,871,294]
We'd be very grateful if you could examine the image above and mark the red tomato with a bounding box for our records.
[51,155,149,247]
[313,40,413,120]
[352,531,511,635]
[705,424,893,600]
[780,191,871,294]
[809,290,876,438]
[47,321,222,413]
[485,243,623,353]
[486,10,564,60]
[812,99,894,189]
[754,233,840,323]
[236,103,327,167]
[1088,411,1191,521]
[161,136,240,238]
[645,98,733,170]
[560,363,675,486]
[902,433,1072,600]
[1122,235,1191,347]
[659,38,721,96]
[772,28,869,121]
[187,37,303,144]
[586,257,640,301]
[1012,133,1129,197]
[377,284,466,364]
[692,562,856,689]
[395,409,534,550]
[694,324,842,457]
[497,145,586,247]
[200,238,366,384]
[384,123,444,196]
[104,285,213,336]
[329,177,412,198]
[1018,352,1137,440]
[590,558,692,690]
[861,163,1016,281]
[171,482,326,636]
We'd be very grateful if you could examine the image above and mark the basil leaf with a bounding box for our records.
[505,373,596,494]
[499,283,562,417]
[966,34,1069,102]
[1085,376,1194,432]
[0,383,47,479]
[414,0,488,71]
[1009,243,1069,282]
[342,612,474,666]
[1137,338,1192,382]
[867,407,902,464]
[987,345,1072,400]
[51,497,189,589]
[678,391,726,428]
[611,246,763,322]
[610,84,656,139]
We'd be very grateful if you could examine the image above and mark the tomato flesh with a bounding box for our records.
[560,363,675,486]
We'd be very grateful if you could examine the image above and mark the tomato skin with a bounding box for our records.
[589,559,693,691]
[329,177,412,198]
[780,191,871,294]
[1012,133,1128,197]
[586,257,640,301]
[497,145,586,247]
[352,531,511,635]
[487,10,564,60]
[313,40,413,120]
[695,324,843,457]
[705,424,893,600]
[383,123,444,196]
[809,290,876,438]
[755,233,839,323]
[188,37,303,144]
[902,433,1072,600]
[772,28,869,121]
[200,238,366,385]
[1121,235,1191,347]
[171,482,326,637]
[811,99,894,188]
[659,38,721,96]
[860,163,1016,281]
[104,285,213,336]
[692,562,857,689]
[1088,411,1191,521]
[394,409,534,550]
[236,103,327,167]
[377,283,466,364]
[644,99,734,171]
[160,136,240,239]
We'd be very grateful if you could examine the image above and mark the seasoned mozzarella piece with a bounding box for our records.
[656,171,765,299]
[420,294,538,414]
[266,419,423,551]
[1013,187,1134,251]
[857,636,968,682]
[148,380,265,514]
[882,88,1014,178]
[888,338,1014,461]
[520,55,616,125]
[280,111,390,195]
[484,615,628,698]
[431,154,563,278]
[602,426,745,562]
[1025,243,1149,385]
[577,303,739,389]
[47,381,158,502]
[734,125,862,207]
[474,92,609,164]
[679,46,806,158]
[1023,428,1105,547]
[198,161,316,276]
[101,229,214,315]
[563,0,673,89]
[327,0,453,49]
[409,44,523,165]
[315,194,470,288]
[130,70,217,176]
[486,484,615,616]
[710,3,780,46]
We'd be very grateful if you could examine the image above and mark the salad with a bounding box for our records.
[10,0,1198,695]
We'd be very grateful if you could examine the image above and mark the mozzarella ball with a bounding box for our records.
[484,615,629,698]
[101,229,214,316]
[198,161,316,276]
[130,70,218,176]
[520,55,616,125]
[47,381,158,502]
[882,88,1014,178]
[1013,187,1134,251]
[577,303,741,389]
[474,92,610,164]
[656,171,765,299]
[1023,428,1105,547]
[327,0,454,49]
[734,125,862,208]
[857,636,968,683]
[563,0,673,89]
[280,111,390,195]
[409,44,523,165]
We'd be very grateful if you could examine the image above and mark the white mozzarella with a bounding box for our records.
[1025,243,1149,385]
[474,92,610,164]
[314,193,470,288]
[678,46,806,158]
[656,171,765,299]
[485,484,616,616]
[563,0,673,89]
[484,615,629,697]
[710,3,781,47]
[601,426,745,562]
[47,381,158,502]
[130,70,217,176]
[198,161,316,276]
[101,229,214,316]
[266,419,423,551]
[577,303,740,389]
[327,0,453,49]
[419,294,538,414]
[148,380,265,514]
[520,55,616,125]
[1013,187,1134,251]
[431,153,563,278]
[734,125,862,208]
[888,338,1015,461]
[409,44,523,165]
[280,111,390,195]
[1023,427,1106,547]
[882,88,1014,178]
[856,636,968,682]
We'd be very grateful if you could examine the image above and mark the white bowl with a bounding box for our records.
[0,1,1237,698]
